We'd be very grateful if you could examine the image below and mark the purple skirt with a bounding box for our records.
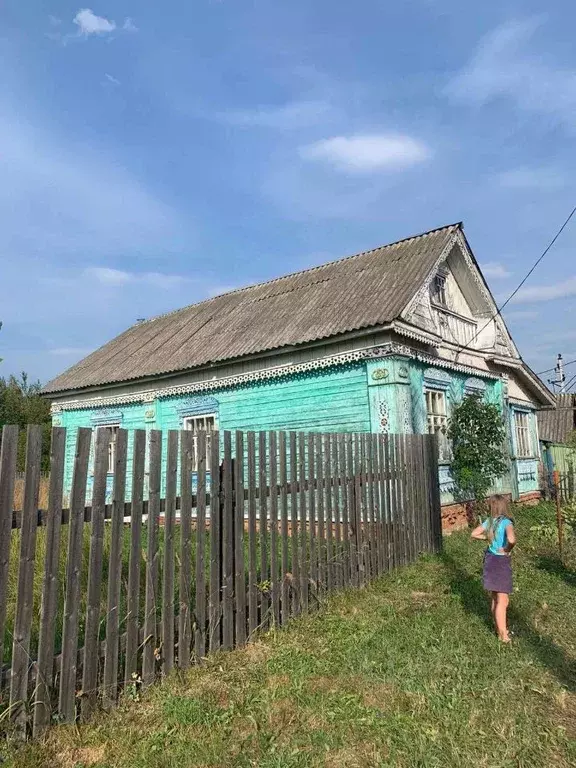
[483,551,513,594]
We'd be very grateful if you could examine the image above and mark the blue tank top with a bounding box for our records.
[482,516,512,556]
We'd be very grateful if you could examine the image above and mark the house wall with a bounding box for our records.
[56,363,371,499]
[54,352,542,519]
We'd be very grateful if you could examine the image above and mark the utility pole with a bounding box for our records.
[555,353,566,393]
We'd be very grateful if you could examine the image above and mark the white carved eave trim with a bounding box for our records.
[391,320,441,346]
[50,340,501,413]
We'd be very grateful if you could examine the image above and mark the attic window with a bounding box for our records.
[431,273,447,307]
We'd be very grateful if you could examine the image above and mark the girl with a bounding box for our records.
[471,511,516,643]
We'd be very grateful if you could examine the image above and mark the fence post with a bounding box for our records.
[553,470,564,561]
[33,427,66,737]
[10,425,43,734]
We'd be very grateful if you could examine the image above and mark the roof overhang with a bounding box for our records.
[486,355,554,407]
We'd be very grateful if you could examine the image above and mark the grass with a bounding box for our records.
[5,502,576,768]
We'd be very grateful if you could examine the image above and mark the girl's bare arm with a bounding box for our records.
[471,524,487,541]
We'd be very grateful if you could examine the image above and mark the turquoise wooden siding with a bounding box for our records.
[57,402,148,502]
[53,354,537,505]
[56,363,371,498]
[157,364,370,434]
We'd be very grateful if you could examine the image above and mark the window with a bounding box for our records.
[95,425,119,474]
[514,412,532,458]
[425,389,450,460]
[431,273,447,306]
[183,414,215,470]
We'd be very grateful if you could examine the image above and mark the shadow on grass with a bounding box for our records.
[534,555,576,588]
[440,550,576,693]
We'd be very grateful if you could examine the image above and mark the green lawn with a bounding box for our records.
[7,503,576,768]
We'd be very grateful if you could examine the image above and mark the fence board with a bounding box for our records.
[33,427,66,737]
[429,435,442,552]
[195,431,207,661]
[209,431,221,652]
[349,434,360,588]
[178,430,194,670]
[259,432,270,628]
[247,432,258,636]
[298,433,308,613]
[371,434,383,576]
[162,430,178,676]
[307,433,317,603]
[222,432,234,650]
[403,434,415,565]
[339,434,350,587]
[10,425,43,731]
[125,430,146,685]
[235,431,247,646]
[269,432,280,627]
[102,429,128,709]
[388,435,400,570]
[279,432,289,624]
[80,427,110,720]
[0,425,18,681]
[378,435,390,573]
[316,433,326,597]
[331,435,342,589]
[360,434,371,583]
[422,435,433,553]
[323,434,333,593]
[289,432,300,616]
[58,427,92,722]
[143,430,162,687]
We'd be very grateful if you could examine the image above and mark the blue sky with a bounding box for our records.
[2,2,576,388]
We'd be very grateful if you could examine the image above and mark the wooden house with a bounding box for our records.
[43,223,553,528]
[538,393,576,490]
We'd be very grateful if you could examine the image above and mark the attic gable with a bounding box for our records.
[401,231,518,359]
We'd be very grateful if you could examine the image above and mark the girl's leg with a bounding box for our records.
[494,592,510,641]
[490,591,497,623]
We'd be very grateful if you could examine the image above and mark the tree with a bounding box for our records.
[448,394,508,521]
[0,372,52,471]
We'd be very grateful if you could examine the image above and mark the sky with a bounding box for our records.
[1,2,576,389]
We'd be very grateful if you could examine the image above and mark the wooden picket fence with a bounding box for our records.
[0,424,441,739]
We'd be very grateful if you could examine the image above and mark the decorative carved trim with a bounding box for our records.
[464,377,486,395]
[50,340,500,413]
[175,395,219,417]
[423,367,451,390]
[90,409,123,426]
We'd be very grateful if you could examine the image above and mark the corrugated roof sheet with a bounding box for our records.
[43,223,460,394]
[538,393,576,443]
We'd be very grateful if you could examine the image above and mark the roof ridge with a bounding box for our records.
[135,221,462,328]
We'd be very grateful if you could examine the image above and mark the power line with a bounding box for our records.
[563,372,576,392]
[537,358,576,376]
[454,204,576,359]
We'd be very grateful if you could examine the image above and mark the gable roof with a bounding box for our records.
[538,393,576,443]
[44,223,461,395]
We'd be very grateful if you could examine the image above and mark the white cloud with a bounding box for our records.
[223,101,333,129]
[104,73,121,86]
[86,267,190,289]
[444,18,576,127]
[509,277,576,303]
[123,18,138,32]
[497,167,566,190]
[481,262,512,279]
[74,8,116,36]
[300,134,430,173]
